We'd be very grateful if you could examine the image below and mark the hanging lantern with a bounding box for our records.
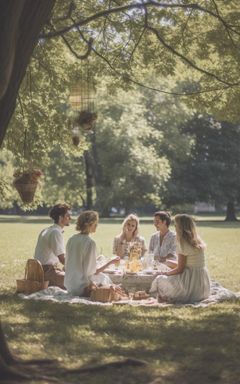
[69,85,82,111]
[69,61,97,139]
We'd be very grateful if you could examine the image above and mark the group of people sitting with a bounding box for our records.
[34,203,211,303]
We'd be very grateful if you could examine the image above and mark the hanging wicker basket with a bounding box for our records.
[14,181,38,203]
[77,110,97,130]
[72,135,80,146]
[13,169,42,203]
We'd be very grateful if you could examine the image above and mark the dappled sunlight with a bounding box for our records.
[1,294,240,383]
[0,217,240,382]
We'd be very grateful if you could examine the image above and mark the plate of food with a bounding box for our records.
[143,269,154,275]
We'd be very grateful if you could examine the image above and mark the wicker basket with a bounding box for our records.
[90,286,120,303]
[14,182,38,203]
[16,259,49,294]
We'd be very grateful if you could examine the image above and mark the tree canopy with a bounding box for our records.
[40,0,240,120]
[1,0,240,146]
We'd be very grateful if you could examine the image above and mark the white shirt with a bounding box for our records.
[64,234,97,295]
[34,224,65,265]
[148,230,177,260]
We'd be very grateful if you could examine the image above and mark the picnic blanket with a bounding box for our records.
[18,280,240,308]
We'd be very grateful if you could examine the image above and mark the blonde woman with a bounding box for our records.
[64,211,119,296]
[113,214,147,258]
[150,214,210,303]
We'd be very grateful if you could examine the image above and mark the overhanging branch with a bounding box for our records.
[40,2,240,39]
[146,24,240,87]
[75,29,239,97]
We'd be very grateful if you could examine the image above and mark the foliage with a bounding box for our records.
[0,149,15,208]
[162,115,240,217]
[94,85,171,214]
[42,146,87,207]
[182,116,240,204]
[42,0,240,121]
[13,169,43,183]
[4,38,86,170]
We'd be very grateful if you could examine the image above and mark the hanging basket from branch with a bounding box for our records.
[13,169,42,203]
[72,135,80,146]
[76,110,97,130]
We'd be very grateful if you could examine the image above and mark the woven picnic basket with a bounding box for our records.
[16,259,49,294]
[90,286,120,303]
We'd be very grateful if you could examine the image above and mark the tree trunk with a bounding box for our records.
[225,201,238,221]
[0,0,56,146]
[0,322,30,381]
[0,321,15,365]
[84,150,94,209]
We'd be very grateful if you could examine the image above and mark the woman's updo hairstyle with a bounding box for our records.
[76,210,99,232]
[154,211,171,227]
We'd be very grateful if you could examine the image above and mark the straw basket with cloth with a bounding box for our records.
[16,259,49,294]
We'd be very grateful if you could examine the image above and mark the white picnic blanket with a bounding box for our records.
[18,280,240,308]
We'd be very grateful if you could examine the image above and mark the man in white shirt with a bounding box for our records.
[34,203,71,289]
[148,211,177,263]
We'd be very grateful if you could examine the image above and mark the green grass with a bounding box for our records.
[0,215,240,383]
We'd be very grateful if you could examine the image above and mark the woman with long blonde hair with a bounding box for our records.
[150,214,210,303]
[113,213,147,258]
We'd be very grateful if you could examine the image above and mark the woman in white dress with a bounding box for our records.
[64,211,119,296]
[150,214,210,303]
[112,214,147,258]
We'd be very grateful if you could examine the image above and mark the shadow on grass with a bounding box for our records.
[1,294,240,383]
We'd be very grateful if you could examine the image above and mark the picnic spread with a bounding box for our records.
[17,257,240,307]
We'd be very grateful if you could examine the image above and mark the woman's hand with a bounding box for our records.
[155,271,168,277]
[109,256,120,265]
[96,256,120,274]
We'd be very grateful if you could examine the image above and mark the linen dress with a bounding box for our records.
[64,233,112,296]
[150,240,210,303]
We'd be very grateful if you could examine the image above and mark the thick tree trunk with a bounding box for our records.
[0,321,15,365]
[225,201,238,221]
[0,0,56,146]
[0,322,30,381]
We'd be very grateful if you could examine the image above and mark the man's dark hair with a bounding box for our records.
[49,203,71,224]
[154,211,171,227]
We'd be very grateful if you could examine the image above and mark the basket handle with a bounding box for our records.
[24,259,45,283]
[24,260,30,280]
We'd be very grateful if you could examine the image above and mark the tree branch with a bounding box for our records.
[40,2,240,39]
[146,24,240,87]
[75,29,238,96]
[61,34,93,60]
[211,0,238,48]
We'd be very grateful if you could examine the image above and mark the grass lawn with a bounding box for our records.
[0,215,240,383]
